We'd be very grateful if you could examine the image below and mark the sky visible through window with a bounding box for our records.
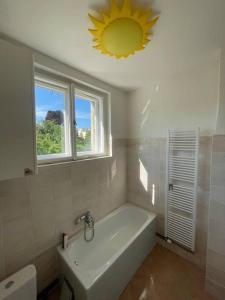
[75,98,91,129]
[35,85,91,129]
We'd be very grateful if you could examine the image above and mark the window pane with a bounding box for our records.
[75,96,94,154]
[35,84,66,156]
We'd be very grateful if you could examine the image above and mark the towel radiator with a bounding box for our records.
[165,128,199,251]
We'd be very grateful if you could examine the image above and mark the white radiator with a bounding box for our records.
[165,129,199,251]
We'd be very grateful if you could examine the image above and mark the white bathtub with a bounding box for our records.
[58,205,156,300]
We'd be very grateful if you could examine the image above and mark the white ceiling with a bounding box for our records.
[0,0,225,91]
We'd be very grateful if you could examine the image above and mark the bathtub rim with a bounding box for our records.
[57,204,156,290]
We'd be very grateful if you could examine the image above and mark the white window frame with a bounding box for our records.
[74,89,104,159]
[34,71,110,165]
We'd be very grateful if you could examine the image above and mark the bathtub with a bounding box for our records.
[58,204,156,300]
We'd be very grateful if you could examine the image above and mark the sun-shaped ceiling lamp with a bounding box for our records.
[89,0,159,59]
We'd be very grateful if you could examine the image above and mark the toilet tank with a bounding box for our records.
[0,265,36,300]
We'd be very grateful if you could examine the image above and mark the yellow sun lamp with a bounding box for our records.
[88,0,159,59]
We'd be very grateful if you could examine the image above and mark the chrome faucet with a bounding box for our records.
[75,211,95,242]
[75,211,94,225]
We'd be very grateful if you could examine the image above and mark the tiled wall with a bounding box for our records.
[0,139,127,292]
[206,135,225,299]
[0,135,219,294]
[127,136,212,270]
[127,138,166,234]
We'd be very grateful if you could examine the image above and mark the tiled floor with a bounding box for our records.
[48,245,215,300]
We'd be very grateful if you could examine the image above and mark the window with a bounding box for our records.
[35,73,109,164]
[75,90,104,156]
[35,79,71,161]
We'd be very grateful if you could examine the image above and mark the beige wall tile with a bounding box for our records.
[0,195,30,223]
[31,200,56,225]
[209,202,225,223]
[207,249,225,272]
[198,138,212,192]
[39,164,71,184]
[212,135,225,153]
[53,180,73,200]
[0,177,29,197]
[29,180,54,205]
[34,247,59,293]
[196,192,209,234]
[55,195,76,224]
[3,217,36,275]
[0,258,5,281]
[206,264,225,288]
[211,152,225,186]
[3,217,34,250]
[211,185,225,205]
[0,198,3,225]
[206,278,225,300]
[0,219,3,248]
[0,177,31,223]
[72,189,91,214]
[208,234,225,256]
[32,221,56,257]
[206,134,225,296]
[198,158,212,192]
[0,225,5,281]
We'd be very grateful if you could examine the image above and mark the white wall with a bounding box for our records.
[128,54,220,138]
[216,49,225,134]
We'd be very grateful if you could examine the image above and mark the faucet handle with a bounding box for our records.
[75,211,91,225]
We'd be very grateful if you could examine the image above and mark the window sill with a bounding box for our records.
[37,154,112,168]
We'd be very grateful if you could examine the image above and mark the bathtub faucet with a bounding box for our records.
[75,211,94,226]
[75,211,95,242]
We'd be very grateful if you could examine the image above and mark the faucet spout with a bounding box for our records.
[75,211,92,225]
[75,211,95,242]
